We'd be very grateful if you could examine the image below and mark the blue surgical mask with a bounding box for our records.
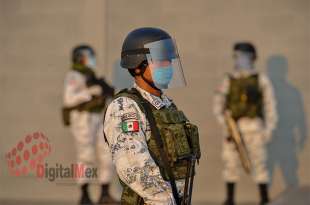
[234,53,253,70]
[87,57,96,69]
[152,66,174,89]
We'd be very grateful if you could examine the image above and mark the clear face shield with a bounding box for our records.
[144,38,186,89]
[82,49,96,69]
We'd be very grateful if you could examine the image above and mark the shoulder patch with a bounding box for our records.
[121,112,138,121]
[68,78,77,86]
[122,121,139,132]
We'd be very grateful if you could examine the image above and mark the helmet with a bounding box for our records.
[72,44,96,64]
[121,27,171,69]
[233,42,257,60]
[120,27,186,89]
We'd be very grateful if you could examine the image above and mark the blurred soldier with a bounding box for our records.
[104,27,201,205]
[62,45,117,205]
[213,42,277,205]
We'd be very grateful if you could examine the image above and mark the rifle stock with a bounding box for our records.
[224,111,252,174]
[62,96,106,126]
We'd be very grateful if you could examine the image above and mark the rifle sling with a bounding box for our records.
[136,92,181,205]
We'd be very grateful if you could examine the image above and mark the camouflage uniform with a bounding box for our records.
[63,69,113,184]
[104,83,199,205]
[213,70,277,183]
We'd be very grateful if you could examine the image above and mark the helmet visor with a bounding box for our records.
[144,38,186,89]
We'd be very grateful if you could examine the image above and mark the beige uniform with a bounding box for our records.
[63,70,113,184]
[213,70,277,183]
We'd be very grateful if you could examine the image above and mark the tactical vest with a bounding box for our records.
[113,88,201,205]
[72,64,105,113]
[225,74,264,120]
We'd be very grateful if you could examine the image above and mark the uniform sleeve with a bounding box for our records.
[103,97,176,205]
[213,75,230,129]
[260,74,278,141]
[63,72,92,107]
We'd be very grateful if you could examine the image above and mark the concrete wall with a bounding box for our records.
[0,0,309,203]
[106,0,310,203]
[0,0,111,202]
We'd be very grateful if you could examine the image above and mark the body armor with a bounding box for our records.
[70,64,108,113]
[61,64,114,126]
[225,74,264,121]
[113,88,200,205]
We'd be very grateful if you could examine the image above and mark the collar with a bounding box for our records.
[72,63,95,76]
[133,83,172,110]
[232,69,258,78]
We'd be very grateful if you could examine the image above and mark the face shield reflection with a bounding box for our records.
[144,38,186,89]
[82,49,96,69]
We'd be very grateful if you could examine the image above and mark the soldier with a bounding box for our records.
[62,45,117,205]
[103,27,201,205]
[213,42,278,205]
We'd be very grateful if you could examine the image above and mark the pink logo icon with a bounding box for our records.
[5,131,51,177]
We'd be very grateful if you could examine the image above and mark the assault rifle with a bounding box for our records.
[224,111,252,174]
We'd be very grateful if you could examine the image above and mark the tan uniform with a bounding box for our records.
[63,70,113,184]
[213,70,277,183]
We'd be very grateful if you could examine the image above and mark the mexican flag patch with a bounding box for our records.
[122,121,139,132]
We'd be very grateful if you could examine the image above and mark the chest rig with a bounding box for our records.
[72,64,112,113]
[113,88,200,205]
[225,74,264,121]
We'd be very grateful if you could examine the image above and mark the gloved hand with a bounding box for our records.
[81,96,105,111]
[226,136,234,143]
[88,85,102,96]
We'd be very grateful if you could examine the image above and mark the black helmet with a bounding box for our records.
[121,27,172,69]
[233,42,257,60]
[72,44,95,64]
